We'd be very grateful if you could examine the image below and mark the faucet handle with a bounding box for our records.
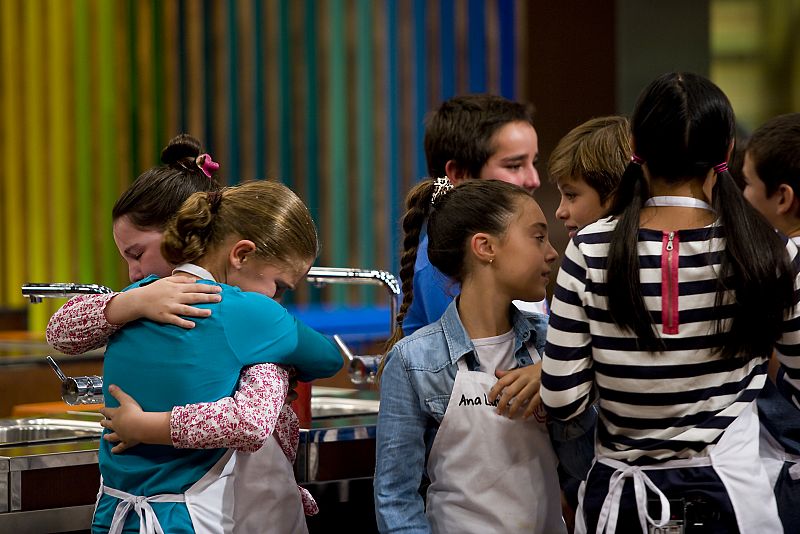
[46,356,68,383]
[45,356,104,405]
[333,335,380,384]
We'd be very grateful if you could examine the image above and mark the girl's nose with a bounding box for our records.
[524,167,541,192]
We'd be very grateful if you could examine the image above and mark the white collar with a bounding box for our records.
[172,263,217,282]
[644,195,714,211]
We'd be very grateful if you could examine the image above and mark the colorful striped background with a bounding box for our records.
[0,0,524,333]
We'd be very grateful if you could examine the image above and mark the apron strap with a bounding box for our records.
[594,459,674,534]
[103,485,186,534]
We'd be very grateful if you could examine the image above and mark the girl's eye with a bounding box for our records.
[507,164,522,171]
[565,193,577,200]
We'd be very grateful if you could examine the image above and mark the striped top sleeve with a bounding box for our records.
[541,219,800,464]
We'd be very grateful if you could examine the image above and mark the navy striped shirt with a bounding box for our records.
[541,217,800,465]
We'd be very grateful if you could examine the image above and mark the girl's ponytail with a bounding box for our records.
[606,161,662,349]
[381,180,435,360]
[712,168,794,359]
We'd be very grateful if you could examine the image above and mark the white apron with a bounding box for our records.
[425,357,566,534]
[576,402,782,534]
[232,433,308,533]
[102,448,237,534]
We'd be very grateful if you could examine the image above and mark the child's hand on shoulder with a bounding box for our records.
[105,275,222,328]
[487,362,542,420]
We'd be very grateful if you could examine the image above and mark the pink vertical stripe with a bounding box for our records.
[661,232,680,335]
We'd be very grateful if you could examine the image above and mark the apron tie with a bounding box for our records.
[103,485,186,534]
[595,463,670,534]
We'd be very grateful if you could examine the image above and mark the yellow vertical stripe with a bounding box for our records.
[48,0,72,286]
[1,0,24,306]
[24,0,48,332]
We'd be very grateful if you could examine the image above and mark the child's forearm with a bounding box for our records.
[135,412,173,445]
[170,364,289,452]
[46,294,122,354]
[103,290,144,326]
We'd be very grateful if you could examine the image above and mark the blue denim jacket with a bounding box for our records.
[374,299,595,533]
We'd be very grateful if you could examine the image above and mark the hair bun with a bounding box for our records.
[161,133,203,164]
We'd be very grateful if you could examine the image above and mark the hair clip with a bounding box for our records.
[631,154,645,165]
[196,153,220,178]
[431,176,454,206]
[713,162,728,174]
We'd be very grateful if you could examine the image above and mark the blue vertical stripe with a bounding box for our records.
[439,0,455,102]
[498,0,516,99]
[226,1,240,185]
[387,0,400,274]
[304,0,321,303]
[356,0,375,303]
[467,0,486,93]
[413,0,427,180]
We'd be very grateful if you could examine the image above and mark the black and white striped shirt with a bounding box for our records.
[541,217,800,465]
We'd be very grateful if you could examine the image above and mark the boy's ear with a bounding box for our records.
[445,160,470,184]
[228,239,257,269]
[469,232,495,264]
[776,183,798,216]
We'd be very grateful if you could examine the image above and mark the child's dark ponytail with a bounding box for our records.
[606,161,662,350]
[712,168,794,358]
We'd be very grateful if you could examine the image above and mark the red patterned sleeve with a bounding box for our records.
[45,294,123,354]
[170,363,289,452]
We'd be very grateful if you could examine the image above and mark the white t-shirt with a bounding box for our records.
[472,329,517,376]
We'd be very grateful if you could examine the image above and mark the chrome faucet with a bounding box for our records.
[21,283,113,303]
[46,356,104,405]
[305,267,401,331]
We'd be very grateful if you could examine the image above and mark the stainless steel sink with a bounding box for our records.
[0,418,102,446]
[310,397,380,419]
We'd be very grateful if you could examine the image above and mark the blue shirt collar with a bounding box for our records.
[438,298,543,368]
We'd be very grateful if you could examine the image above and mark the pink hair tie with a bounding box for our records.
[713,162,729,174]
[196,153,220,178]
[631,154,645,165]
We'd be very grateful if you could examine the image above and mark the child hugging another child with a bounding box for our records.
[374,178,565,533]
[94,179,342,533]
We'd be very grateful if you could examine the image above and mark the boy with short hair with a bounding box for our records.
[403,94,543,336]
[741,112,800,531]
[548,116,631,238]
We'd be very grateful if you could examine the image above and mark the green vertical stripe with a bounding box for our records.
[356,0,375,303]
[74,0,93,284]
[98,1,120,290]
[127,0,139,183]
[329,0,347,303]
